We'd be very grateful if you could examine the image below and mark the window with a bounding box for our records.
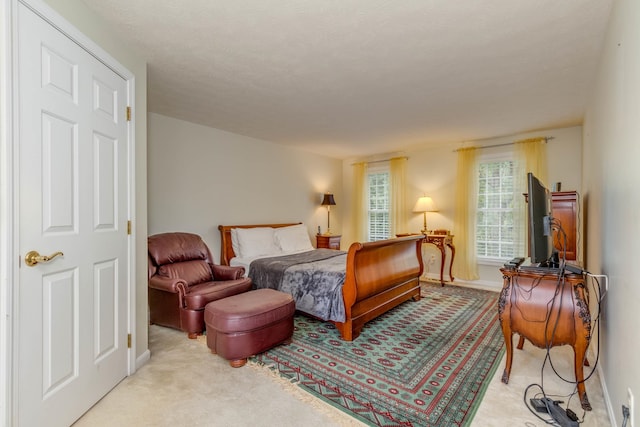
[367,165,390,241]
[476,155,516,260]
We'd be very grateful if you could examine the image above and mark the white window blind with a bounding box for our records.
[367,165,390,241]
[476,156,516,260]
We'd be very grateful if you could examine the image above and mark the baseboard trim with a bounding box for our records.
[451,278,502,292]
[420,273,502,291]
[597,353,615,425]
[135,349,151,371]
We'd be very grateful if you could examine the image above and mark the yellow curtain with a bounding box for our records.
[389,157,408,236]
[352,162,368,242]
[514,137,548,256]
[452,147,479,281]
[515,137,548,185]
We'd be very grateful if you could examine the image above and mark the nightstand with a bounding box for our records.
[316,234,341,250]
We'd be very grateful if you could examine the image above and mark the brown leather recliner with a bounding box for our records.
[148,232,252,339]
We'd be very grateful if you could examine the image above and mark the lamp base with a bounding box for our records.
[421,213,428,236]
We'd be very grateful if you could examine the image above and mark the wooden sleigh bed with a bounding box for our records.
[219,223,424,341]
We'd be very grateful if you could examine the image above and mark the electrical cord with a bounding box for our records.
[523,383,561,425]
[546,273,603,387]
[518,221,605,423]
[545,272,603,425]
[622,405,630,427]
[511,274,550,322]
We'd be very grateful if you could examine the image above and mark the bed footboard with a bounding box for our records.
[335,235,424,341]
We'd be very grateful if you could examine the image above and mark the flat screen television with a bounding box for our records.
[527,172,556,266]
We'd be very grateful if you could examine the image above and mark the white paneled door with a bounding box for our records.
[16,3,130,426]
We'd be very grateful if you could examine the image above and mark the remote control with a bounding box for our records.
[510,257,526,266]
[504,257,526,268]
[564,263,584,275]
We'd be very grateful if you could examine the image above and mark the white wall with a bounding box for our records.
[341,126,583,288]
[148,113,343,262]
[40,0,149,358]
[583,0,640,423]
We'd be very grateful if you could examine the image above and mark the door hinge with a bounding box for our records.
[127,333,132,348]
[127,220,132,235]
[126,106,131,121]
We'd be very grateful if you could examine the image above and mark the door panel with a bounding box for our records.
[17,3,129,426]
[94,259,117,361]
[41,44,78,102]
[42,111,77,233]
[42,267,78,397]
[93,78,118,122]
[94,132,117,230]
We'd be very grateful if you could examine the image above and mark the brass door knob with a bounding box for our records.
[24,250,63,267]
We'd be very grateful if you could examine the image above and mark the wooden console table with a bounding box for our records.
[498,267,592,410]
[397,232,455,285]
[425,232,455,285]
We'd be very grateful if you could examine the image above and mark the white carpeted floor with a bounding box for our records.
[74,307,612,426]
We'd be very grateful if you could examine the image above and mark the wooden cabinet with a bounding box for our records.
[316,234,341,250]
[499,267,591,410]
[550,191,578,261]
[525,191,579,261]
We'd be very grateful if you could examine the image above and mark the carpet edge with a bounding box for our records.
[247,359,368,427]
[461,349,506,427]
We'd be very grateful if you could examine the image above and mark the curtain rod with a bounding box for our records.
[453,136,554,152]
[351,156,408,166]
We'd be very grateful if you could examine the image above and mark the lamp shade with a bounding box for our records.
[321,193,336,206]
[413,196,437,213]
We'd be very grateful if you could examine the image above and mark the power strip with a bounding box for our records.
[541,398,578,427]
[530,398,548,413]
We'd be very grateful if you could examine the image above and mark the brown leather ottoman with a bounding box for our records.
[204,288,295,367]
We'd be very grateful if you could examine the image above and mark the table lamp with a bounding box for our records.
[413,196,437,234]
[321,193,336,235]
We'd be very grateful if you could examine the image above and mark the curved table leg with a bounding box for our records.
[446,242,455,282]
[437,244,446,286]
[574,345,592,410]
[501,331,514,384]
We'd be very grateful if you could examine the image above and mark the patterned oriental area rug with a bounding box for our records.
[250,283,505,427]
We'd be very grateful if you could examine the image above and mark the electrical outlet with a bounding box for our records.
[629,388,635,427]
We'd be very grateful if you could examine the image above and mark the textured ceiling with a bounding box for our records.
[81,0,613,159]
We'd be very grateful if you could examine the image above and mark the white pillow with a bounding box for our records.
[235,227,281,258]
[230,228,241,257]
[274,224,314,253]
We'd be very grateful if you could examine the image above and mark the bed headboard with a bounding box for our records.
[218,223,302,265]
